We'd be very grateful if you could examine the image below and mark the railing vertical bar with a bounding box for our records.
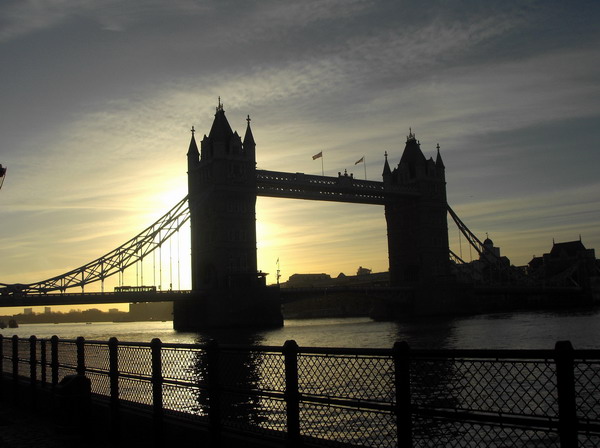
[394,341,412,448]
[12,335,18,385]
[109,337,120,441]
[151,338,163,448]
[555,340,578,448]
[29,335,37,408]
[76,336,85,376]
[40,339,47,386]
[284,339,301,447]
[206,339,221,447]
[50,335,59,391]
[0,335,3,399]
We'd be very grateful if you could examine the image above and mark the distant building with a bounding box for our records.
[452,236,512,284]
[357,266,372,276]
[108,308,119,314]
[44,307,51,314]
[528,239,600,288]
[24,308,33,315]
[283,269,389,288]
[128,302,173,321]
[286,273,332,288]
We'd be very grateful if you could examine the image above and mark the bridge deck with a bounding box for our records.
[256,169,417,204]
[0,290,193,307]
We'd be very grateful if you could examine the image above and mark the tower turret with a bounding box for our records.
[243,115,256,162]
[187,126,199,171]
[436,143,445,180]
[382,151,392,180]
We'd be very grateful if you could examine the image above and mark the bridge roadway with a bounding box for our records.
[0,286,411,307]
[0,285,582,308]
[0,290,194,307]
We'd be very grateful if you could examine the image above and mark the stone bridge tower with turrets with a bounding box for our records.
[174,101,282,330]
[383,131,450,286]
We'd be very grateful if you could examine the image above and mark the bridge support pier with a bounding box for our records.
[173,287,283,331]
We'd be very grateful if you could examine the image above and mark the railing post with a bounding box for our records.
[206,339,221,447]
[50,336,59,392]
[12,334,19,382]
[283,339,301,447]
[151,338,163,447]
[0,335,3,400]
[40,339,47,386]
[394,341,412,448]
[555,341,578,448]
[11,335,19,404]
[76,336,85,376]
[108,337,120,440]
[29,335,37,408]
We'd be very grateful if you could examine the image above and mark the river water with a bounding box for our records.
[4,307,600,349]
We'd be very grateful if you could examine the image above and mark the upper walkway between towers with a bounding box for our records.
[256,169,418,204]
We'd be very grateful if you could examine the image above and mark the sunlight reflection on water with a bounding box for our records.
[5,308,600,349]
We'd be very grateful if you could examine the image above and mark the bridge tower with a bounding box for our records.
[174,101,283,330]
[383,131,450,285]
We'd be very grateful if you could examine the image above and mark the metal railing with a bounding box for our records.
[1,335,600,447]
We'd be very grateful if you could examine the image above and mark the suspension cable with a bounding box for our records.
[0,195,189,294]
[169,237,173,291]
[177,228,181,290]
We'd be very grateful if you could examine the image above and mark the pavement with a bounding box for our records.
[0,401,113,448]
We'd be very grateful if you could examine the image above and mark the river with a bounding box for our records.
[4,307,600,349]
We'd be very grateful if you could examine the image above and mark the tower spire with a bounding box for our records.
[243,114,256,159]
[187,124,199,162]
[382,150,391,176]
[436,142,445,169]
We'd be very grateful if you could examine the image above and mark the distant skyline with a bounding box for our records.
[1,1,600,312]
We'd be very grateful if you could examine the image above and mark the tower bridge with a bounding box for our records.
[1,102,511,330]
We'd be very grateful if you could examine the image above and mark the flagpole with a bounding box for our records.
[276,258,281,285]
[364,156,367,180]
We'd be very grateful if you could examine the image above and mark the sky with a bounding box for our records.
[1,0,599,313]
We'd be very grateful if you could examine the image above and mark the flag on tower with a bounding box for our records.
[312,151,323,160]
[355,156,364,165]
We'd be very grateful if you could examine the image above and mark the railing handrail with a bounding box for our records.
[9,335,600,360]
